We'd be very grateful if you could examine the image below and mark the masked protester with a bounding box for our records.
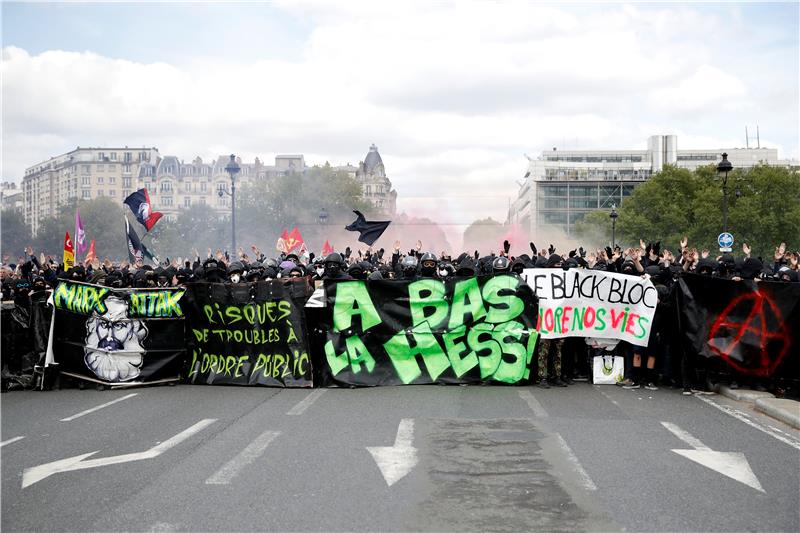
[323,253,352,280]
[437,261,455,279]
[418,252,438,278]
[227,262,245,284]
[400,255,419,280]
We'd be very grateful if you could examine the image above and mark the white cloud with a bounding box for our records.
[2,2,797,248]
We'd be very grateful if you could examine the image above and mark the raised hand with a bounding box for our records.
[680,236,688,250]
[743,242,751,256]
[393,240,401,253]
[701,249,710,259]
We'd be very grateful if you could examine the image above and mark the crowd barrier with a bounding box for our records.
[1,271,798,390]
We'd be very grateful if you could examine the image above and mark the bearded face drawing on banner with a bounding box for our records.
[84,297,148,382]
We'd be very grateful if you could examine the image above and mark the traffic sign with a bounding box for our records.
[718,232,734,252]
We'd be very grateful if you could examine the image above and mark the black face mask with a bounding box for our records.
[325,263,341,277]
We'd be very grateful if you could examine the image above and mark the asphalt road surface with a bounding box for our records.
[2,383,799,532]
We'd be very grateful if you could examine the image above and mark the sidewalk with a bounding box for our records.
[718,385,800,429]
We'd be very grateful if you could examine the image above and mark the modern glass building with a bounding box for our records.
[508,134,784,236]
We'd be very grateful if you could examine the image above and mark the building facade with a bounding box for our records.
[1,182,23,211]
[508,134,786,236]
[22,147,160,234]
[354,144,397,215]
[21,144,398,234]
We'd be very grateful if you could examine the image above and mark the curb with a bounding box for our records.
[754,398,800,430]
[718,386,774,403]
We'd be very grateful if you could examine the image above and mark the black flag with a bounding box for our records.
[345,210,391,246]
[125,217,154,263]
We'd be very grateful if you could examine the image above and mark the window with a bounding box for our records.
[123,177,131,187]
[108,190,116,197]
[538,186,567,198]
[124,152,132,162]
[199,197,206,205]
[542,198,567,209]
[163,196,173,206]
[109,176,116,184]
[161,180,173,193]
[540,212,568,225]
[123,164,131,173]
[183,181,191,192]
[98,152,105,160]
[569,197,598,208]
[184,196,191,207]
[201,182,207,193]
[569,185,596,197]
[97,190,104,196]
[108,164,116,171]
[123,189,131,198]
[111,152,117,161]
[82,165,91,174]
[82,176,91,186]
[97,177,104,184]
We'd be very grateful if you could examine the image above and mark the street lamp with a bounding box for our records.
[717,152,733,233]
[318,207,328,225]
[217,154,240,253]
[609,203,618,248]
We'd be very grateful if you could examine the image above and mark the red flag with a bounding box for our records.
[85,239,97,264]
[276,228,290,254]
[285,227,304,253]
[322,240,334,257]
[63,232,75,270]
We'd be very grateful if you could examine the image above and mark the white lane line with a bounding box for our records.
[60,393,138,422]
[695,395,800,451]
[205,429,281,485]
[518,390,548,418]
[286,389,326,416]
[661,421,710,451]
[1,436,26,448]
[554,433,597,491]
[596,387,621,407]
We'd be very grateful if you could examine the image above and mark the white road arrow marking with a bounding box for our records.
[22,418,216,488]
[367,418,418,487]
[661,421,765,493]
[1,436,26,448]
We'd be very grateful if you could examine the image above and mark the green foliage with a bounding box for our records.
[236,164,371,252]
[1,208,32,262]
[147,203,226,259]
[574,164,800,258]
[30,197,128,260]
[462,217,503,250]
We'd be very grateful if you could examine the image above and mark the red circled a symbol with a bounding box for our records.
[707,291,791,377]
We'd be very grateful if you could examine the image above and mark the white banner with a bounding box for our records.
[522,268,658,346]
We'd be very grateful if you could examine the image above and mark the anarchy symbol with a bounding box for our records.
[707,291,791,377]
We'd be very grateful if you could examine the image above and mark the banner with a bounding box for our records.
[522,268,657,346]
[183,281,313,387]
[51,281,186,384]
[313,275,539,386]
[677,275,800,379]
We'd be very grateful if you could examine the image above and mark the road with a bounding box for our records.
[2,383,799,532]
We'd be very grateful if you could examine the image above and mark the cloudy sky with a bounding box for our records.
[2,0,798,241]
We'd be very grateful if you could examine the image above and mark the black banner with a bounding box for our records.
[313,276,539,386]
[183,281,313,387]
[677,275,800,379]
[52,281,186,384]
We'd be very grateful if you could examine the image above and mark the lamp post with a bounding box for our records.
[218,154,240,253]
[318,207,328,226]
[717,152,733,233]
[609,203,618,248]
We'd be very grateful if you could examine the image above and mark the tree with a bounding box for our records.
[1,208,32,263]
[32,197,128,260]
[148,203,226,260]
[236,164,372,254]
[574,164,800,258]
[462,217,504,251]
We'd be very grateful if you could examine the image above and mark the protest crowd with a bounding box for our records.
[3,226,798,396]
